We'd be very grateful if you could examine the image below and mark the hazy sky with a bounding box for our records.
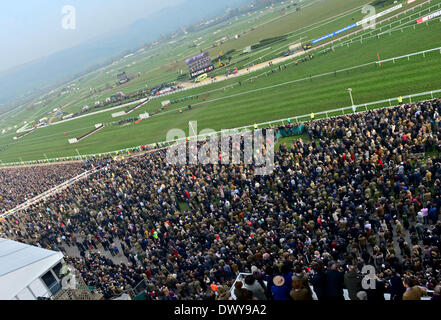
[0,0,183,72]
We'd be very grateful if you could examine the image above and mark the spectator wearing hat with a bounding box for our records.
[271,276,291,300]
[290,275,313,300]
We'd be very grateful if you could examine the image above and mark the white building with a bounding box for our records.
[0,238,64,300]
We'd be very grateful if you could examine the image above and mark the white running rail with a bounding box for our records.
[0,167,102,217]
[2,87,440,167]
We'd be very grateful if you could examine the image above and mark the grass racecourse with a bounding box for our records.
[1,0,441,164]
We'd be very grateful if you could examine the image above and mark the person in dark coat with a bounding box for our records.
[234,281,252,300]
[309,261,326,300]
[431,285,441,301]
[271,276,291,300]
[388,272,406,301]
[324,262,345,300]
[366,278,386,301]
[344,265,363,300]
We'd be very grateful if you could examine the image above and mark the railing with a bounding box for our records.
[54,43,441,131]
[28,6,441,131]
[253,0,436,66]
[128,279,149,299]
[321,0,441,52]
[0,167,102,217]
[266,45,441,82]
[1,88,441,168]
[6,0,439,147]
[4,43,441,166]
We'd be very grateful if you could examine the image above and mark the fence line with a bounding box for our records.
[2,87,441,168]
[106,45,441,127]
[11,27,441,139]
[52,1,441,124]
[21,42,441,138]
[0,167,103,217]
[327,0,441,51]
[3,90,441,216]
[5,0,437,138]
[28,0,416,125]
[158,8,441,101]
[257,0,436,64]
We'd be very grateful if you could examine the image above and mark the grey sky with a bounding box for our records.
[0,0,184,72]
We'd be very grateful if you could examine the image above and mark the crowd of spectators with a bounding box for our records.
[1,99,441,300]
[0,163,86,212]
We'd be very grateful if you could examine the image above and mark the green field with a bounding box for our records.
[1,0,441,164]
[0,0,429,131]
[0,0,378,128]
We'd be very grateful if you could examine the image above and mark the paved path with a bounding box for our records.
[63,238,130,265]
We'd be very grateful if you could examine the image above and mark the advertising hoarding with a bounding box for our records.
[311,4,403,45]
[416,9,441,24]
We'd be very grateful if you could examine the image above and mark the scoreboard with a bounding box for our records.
[186,52,215,79]
[190,65,215,78]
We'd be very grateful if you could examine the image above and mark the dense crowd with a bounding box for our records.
[0,163,86,212]
[1,99,441,301]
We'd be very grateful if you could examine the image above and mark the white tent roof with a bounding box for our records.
[0,238,64,300]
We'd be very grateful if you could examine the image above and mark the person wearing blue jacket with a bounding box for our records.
[271,276,291,300]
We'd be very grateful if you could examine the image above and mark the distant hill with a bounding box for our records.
[0,0,252,114]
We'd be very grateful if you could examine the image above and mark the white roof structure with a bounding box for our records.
[0,238,64,300]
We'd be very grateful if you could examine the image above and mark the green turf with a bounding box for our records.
[0,0,376,128]
[1,0,440,164]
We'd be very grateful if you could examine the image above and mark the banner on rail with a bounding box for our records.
[311,4,403,44]
[311,23,357,44]
[416,9,441,24]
